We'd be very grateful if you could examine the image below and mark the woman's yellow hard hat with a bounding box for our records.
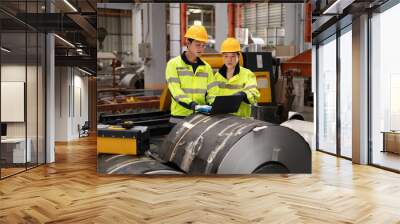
[220,38,241,53]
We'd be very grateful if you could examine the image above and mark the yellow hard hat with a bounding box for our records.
[185,25,208,42]
[220,38,241,53]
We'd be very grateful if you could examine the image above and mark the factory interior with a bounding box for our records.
[1,0,400,223]
[96,2,313,175]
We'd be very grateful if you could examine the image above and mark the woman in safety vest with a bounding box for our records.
[213,38,260,118]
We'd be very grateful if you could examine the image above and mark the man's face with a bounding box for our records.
[187,40,206,57]
[223,52,239,70]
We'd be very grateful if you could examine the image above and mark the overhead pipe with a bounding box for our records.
[180,3,187,47]
[237,3,242,29]
[304,2,312,43]
[227,3,235,38]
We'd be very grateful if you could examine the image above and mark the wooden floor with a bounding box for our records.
[1,167,26,178]
[1,137,400,223]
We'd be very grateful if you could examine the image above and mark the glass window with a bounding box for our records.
[186,4,215,46]
[0,4,28,177]
[317,36,337,154]
[27,31,38,169]
[38,31,46,165]
[0,0,46,179]
[339,28,352,158]
[371,3,400,171]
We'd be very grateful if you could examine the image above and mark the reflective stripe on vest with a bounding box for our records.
[174,94,189,101]
[177,70,208,78]
[244,84,257,90]
[219,83,243,90]
[196,72,208,77]
[207,81,222,90]
[178,71,194,77]
[167,77,180,83]
[182,88,207,94]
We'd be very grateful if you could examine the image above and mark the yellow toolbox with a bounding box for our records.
[97,126,149,155]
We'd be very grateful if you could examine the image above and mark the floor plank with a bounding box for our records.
[0,137,400,223]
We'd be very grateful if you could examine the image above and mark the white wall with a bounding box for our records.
[72,74,89,138]
[54,67,89,141]
[1,65,37,138]
[1,63,46,164]
[1,65,26,139]
[55,66,69,141]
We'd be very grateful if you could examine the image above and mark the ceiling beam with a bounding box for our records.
[67,13,97,39]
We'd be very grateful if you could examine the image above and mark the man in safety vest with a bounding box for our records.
[212,38,260,117]
[165,25,218,123]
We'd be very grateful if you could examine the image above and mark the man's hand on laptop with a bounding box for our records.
[195,105,212,113]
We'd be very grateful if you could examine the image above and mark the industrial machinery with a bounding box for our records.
[97,113,312,174]
[96,52,312,175]
[279,49,312,120]
[242,52,274,104]
[97,52,150,115]
[158,113,312,174]
[98,110,174,137]
[281,111,314,149]
[97,126,150,155]
[97,155,184,175]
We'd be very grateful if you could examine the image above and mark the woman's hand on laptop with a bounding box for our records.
[234,91,247,101]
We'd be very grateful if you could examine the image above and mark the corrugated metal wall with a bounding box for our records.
[240,3,285,46]
[98,14,134,62]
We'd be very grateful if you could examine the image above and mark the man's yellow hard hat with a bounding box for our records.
[220,38,241,53]
[184,25,208,42]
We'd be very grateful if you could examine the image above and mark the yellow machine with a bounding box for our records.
[97,126,149,155]
[201,52,272,104]
[253,71,272,103]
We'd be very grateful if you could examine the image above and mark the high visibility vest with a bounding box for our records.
[213,66,260,117]
[165,55,218,117]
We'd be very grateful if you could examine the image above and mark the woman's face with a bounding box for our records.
[222,52,239,70]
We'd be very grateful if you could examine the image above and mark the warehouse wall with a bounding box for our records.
[239,3,308,54]
[240,3,286,46]
[285,3,306,54]
[215,3,228,52]
[98,10,135,63]
[143,3,167,89]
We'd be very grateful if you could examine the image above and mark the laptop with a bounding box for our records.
[202,95,242,115]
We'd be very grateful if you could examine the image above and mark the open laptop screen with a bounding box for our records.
[209,95,242,114]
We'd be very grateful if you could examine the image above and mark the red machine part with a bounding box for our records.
[280,49,311,77]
